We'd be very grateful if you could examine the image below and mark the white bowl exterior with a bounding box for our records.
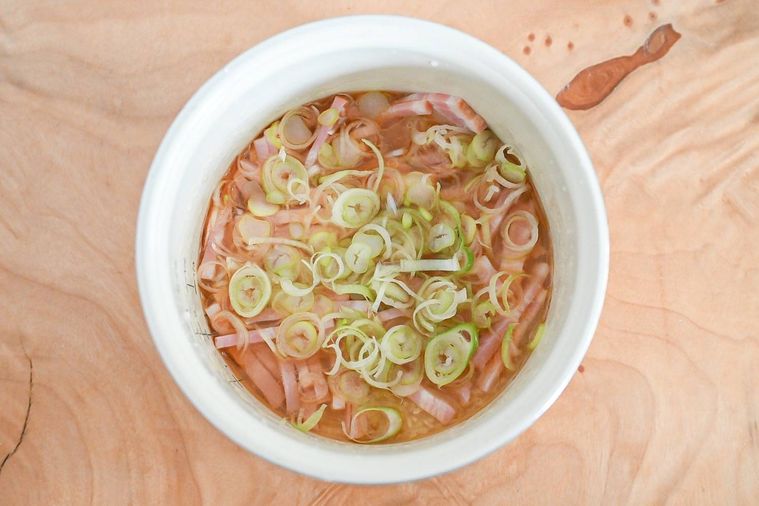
[136,16,608,483]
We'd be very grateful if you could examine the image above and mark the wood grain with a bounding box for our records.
[1,0,757,504]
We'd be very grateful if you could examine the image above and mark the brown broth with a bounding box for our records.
[198,91,553,443]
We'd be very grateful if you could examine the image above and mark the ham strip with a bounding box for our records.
[472,318,512,370]
[214,327,275,349]
[395,93,487,133]
[279,359,300,414]
[408,385,456,424]
[379,99,433,121]
[242,353,284,409]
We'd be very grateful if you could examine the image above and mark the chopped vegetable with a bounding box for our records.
[500,323,517,370]
[229,264,272,318]
[331,188,381,228]
[346,407,402,443]
[380,324,423,365]
[424,324,478,386]
[528,322,546,350]
[292,403,327,432]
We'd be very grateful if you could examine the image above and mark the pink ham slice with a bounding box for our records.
[242,352,284,409]
[243,308,283,325]
[472,318,513,370]
[279,359,300,415]
[378,99,433,121]
[477,353,504,392]
[394,93,487,133]
[408,385,456,424]
[452,383,472,405]
[214,327,276,349]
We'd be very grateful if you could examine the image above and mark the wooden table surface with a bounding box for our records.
[1,0,757,504]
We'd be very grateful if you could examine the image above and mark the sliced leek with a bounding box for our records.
[277,312,324,359]
[380,324,423,365]
[229,264,272,318]
[348,407,403,443]
[293,404,327,432]
[500,322,517,370]
[331,188,381,228]
[424,324,479,386]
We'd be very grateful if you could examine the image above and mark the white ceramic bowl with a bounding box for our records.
[136,15,608,483]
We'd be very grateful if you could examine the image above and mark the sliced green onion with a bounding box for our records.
[388,357,424,397]
[419,208,433,221]
[264,244,303,279]
[312,251,345,282]
[355,224,392,259]
[277,312,324,359]
[461,214,477,245]
[235,214,272,247]
[413,279,467,333]
[401,212,413,229]
[470,130,499,164]
[278,107,317,150]
[499,161,527,184]
[472,301,497,329]
[332,282,374,300]
[362,139,385,193]
[335,370,370,403]
[248,237,313,253]
[501,322,517,370]
[264,121,282,148]
[438,200,462,228]
[399,257,460,273]
[501,210,539,253]
[247,193,279,218]
[331,188,381,228]
[308,231,338,250]
[403,172,436,209]
[318,169,370,187]
[455,246,475,273]
[447,136,469,168]
[318,142,338,168]
[293,403,327,432]
[228,264,272,318]
[424,324,479,386]
[345,242,374,274]
[318,107,339,126]
[487,271,523,316]
[528,322,546,350]
[272,290,314,314]
[428,223,456,253]
[380,325,423,365]
[372,279,413,309]
[280,277,316,297]
[262,154,309,205]
[347,407,403,443]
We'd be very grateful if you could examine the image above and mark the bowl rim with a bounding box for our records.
[136,14,609,483]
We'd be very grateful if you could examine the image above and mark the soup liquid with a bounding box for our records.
[198,91,552,443]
